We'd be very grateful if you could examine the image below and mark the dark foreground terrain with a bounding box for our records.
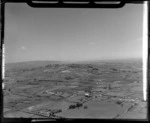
[3,59,147,119]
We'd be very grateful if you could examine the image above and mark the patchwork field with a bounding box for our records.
[3,59,147,119]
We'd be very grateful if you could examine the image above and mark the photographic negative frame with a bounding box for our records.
[1,0,149,122]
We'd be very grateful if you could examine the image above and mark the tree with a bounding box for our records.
[116,101,122,105]
[69,105,76,109]
[76,103,82,109]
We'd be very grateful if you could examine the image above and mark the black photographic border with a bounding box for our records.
[0,0,149,122]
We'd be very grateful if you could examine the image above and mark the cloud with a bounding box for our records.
[21,46,26,50]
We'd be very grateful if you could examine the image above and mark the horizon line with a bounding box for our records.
[5,57,142,64]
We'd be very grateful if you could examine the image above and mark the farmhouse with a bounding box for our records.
[84,92,90,97]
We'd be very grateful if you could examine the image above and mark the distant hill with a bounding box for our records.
[72,58,142,64]
[5,58,142,70]
[5,60,66,70]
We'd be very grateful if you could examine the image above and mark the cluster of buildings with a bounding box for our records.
[37,109,62,117]
[42,90,70,98]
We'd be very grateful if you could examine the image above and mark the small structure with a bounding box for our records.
[38,109,62,117]
[62,93,70,98]
[61,70,70,73]
[84,92,90,97]
[92,91,102,98]
[55,91,62,96]
[43,69,51,72]
[45,91,55,95]
[38,110,51,117]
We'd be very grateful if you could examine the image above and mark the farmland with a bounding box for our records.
[3,59,147,119]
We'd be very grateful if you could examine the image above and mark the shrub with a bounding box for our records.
[116,101,122,105]
[112,68,117,71]
[84,106,88,109]
[65,76,72,80]
[76,103,82,108]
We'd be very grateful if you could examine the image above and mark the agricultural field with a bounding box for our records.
[3,59,147,119]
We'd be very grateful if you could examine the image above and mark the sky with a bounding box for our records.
[4,3,143,63]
